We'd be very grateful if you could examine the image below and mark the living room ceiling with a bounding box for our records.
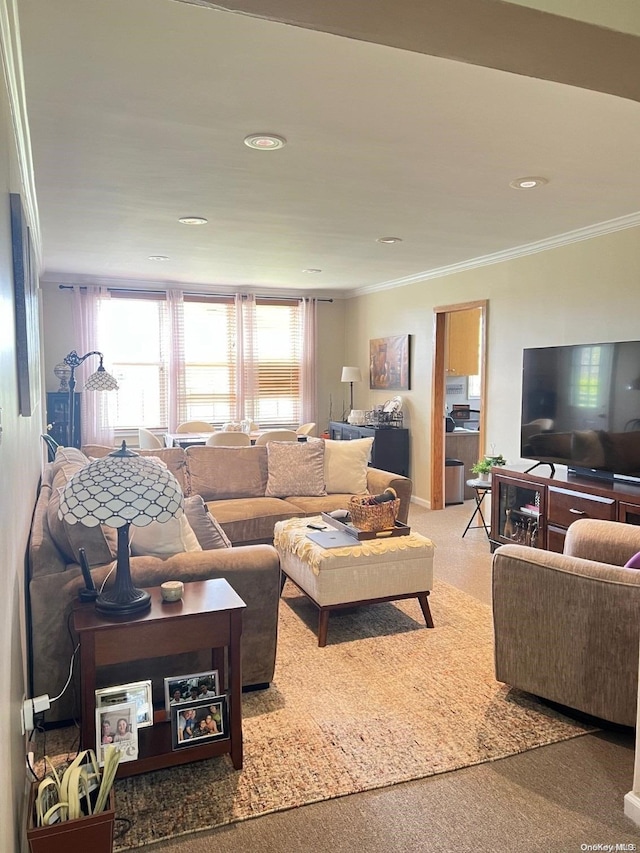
[17,0,640,297]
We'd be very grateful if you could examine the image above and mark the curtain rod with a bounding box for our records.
[57,284,333,302]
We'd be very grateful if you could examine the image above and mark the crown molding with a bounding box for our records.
[348,210,640,298]
[0,0,41,263]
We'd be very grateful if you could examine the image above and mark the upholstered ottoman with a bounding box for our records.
[273,516,435,646]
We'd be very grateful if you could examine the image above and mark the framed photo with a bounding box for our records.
[369,334,410,390]
[96,701,138,766]
[10,193,40,417]
[163,669,220,712]
[171,696,228,750]
[95,680,153,728]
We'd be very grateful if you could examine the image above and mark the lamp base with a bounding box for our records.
[95,587,151,617]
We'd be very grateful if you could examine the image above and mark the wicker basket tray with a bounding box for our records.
[348,496,400,531]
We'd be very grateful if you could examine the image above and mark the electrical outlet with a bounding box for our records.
[21,695,50,734]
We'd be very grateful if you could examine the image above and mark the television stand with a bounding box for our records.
[524,461,556,476]
[491,466,640,554]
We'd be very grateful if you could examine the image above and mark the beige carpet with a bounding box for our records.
[110,576,595,850]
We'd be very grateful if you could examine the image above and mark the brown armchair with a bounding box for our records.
[492,519,640,726]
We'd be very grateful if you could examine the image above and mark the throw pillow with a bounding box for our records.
[49,450,117,567]
[324,437,374,494]
[624,551,640,569]
[265,438,326,497]
[130,512,202,558]
[183,495,232,550]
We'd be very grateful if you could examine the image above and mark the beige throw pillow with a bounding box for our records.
[130,513,202,557]
[324,437,373,494]
[265,438,326,497]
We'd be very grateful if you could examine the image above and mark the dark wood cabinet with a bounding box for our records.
[328,421,409,477]
[46,391,81,448]
[491,466,640,552]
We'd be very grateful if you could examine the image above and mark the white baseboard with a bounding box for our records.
[410,496,431,509]
[624,791,640,826]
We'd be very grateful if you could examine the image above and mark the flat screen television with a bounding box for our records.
[521,340,640,484]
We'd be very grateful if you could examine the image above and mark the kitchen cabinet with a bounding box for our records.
[445,308,481,377]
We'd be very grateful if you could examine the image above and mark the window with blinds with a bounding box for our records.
[101,293,302,429]
[102,295,166,429]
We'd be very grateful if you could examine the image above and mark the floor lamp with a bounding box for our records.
[63,350,119,448]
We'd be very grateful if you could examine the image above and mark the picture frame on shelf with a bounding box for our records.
[96,700,139,766]
[95,680,153,728]
[171,696,228,750]
[163,669,220,712]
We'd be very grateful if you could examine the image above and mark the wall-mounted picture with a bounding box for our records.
[10,193,40,416]
[171,696,228,750]
[96,700,138,766]
[163,669,220,712]
[369,335,410,390]
[95,680,153,728]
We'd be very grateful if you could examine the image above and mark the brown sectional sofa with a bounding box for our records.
[29,442,412,723]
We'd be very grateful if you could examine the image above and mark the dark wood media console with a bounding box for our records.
[490,466,640,553]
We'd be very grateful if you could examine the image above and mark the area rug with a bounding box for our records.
[109,578,595,850]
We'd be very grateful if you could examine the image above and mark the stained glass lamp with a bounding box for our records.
[58,442,184,616]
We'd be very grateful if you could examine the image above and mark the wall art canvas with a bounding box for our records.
[10,193,39,416]
[369,335,410,390]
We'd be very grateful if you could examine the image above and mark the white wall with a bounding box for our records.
[0,38,45,853]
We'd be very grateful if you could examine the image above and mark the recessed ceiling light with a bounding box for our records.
[377,237,403,244]
[509,176,549,189]
[244,133,287,150]
[303,268,322,274]
[178,216,208,225]
[148,255,170,261]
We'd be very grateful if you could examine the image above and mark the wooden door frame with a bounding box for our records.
[430,300,488,510]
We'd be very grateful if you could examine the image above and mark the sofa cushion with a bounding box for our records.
[48,448,117,567]
[130,513,202,557]
[184,495,232,550]
[324,437,373,494]
[187,445,268,500]
[205,497,304,544]
[265,438,326,497]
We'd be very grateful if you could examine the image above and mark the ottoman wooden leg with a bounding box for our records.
[417,592,434,628]
[318,609,330,647]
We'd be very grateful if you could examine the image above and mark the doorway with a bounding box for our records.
[430,300,488,510]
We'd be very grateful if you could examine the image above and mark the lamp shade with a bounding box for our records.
[59,449,183,529]
[84,367,119,392]
[341,366,362,383]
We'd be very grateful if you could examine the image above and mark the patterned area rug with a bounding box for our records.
[110,578,594,850]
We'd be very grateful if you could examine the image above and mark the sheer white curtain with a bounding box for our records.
[300,297,318,425]
[235,294,257,422]
[71,285,114,446]
[165,289,186,432]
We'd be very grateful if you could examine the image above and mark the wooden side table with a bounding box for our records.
[73,578,246,776]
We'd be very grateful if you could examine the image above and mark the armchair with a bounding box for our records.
[492,519,640,726]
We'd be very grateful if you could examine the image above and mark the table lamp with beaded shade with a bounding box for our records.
[58,442,184,616]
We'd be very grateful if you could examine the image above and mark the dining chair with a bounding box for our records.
[138,428,164,449]
[205,432,252,447]
[254,429,298,445]
[295,422,316,436]
[175,420,215,433]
